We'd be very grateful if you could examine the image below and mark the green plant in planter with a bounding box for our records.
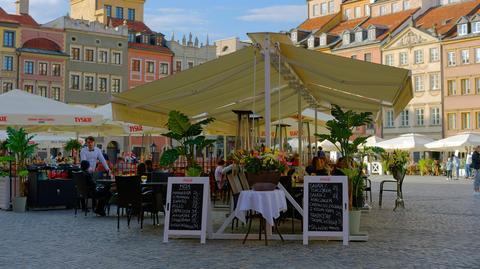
[64,139,82,164]
[381,150,409,179]
[5,127,37,197]
[315,105,373,210]
[0,156,15,177]
[160,111,215,177]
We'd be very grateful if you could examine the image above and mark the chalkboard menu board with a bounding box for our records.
[308,182,343,232]
[169,183,204,230]
[164,177,209,244]
[303,176,349,246]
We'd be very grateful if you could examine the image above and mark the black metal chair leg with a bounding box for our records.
[117,206,120,230]
[274,219,284,242]
[242,216,253,244]
[258,217,262,240]
[263,219,268,246]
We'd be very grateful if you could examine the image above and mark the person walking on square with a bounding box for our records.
[466,152,473,179]
[471,146,480,195]
[453,154,460,180]
[446,157,453,181]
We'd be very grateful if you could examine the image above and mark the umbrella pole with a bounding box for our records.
[298,90,302,167]
[264,34,271,148]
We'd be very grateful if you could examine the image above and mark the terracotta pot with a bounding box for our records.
[246,171,280,191]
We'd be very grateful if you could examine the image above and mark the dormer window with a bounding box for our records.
[355,31,364,42]
[343,32,351,45]
[308,36,315,48]
[319,34,327,46]
[473,22,480,34]
[291,32,297,43]
[368,28,376,40]
[458,23,468,36]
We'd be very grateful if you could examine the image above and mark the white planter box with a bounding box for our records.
[0,177,10,209]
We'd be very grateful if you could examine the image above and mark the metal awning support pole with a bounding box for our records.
[264,34,271,148]
[298,90,302,167]
[314,105,318,158]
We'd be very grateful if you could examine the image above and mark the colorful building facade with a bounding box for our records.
[70,0,145,24]
[166,33,217,74]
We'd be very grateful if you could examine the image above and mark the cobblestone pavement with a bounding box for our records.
[1,176,479,269]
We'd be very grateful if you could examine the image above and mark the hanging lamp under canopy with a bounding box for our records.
[111,32,413,136]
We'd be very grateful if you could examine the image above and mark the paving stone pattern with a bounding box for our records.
[0,176,479,269]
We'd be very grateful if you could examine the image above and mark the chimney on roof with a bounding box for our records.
[15,0,29,15]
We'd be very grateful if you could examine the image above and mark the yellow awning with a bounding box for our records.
[112,33,412,135]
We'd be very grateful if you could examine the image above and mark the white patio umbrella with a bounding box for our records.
[0,90,103,127]
[425,132,480,151]
[318,140,341,152]
[362,136,384,148]
[376,133,435,151]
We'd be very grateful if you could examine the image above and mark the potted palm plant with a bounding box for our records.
[315,105,373,235]
[64,139,82,164]
[381,149,409,209]
[160,111,215,176]
[5,127,37,212]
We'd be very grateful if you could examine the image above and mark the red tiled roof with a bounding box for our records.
[416,0,480,37]
[0,7,38,26]
[109,17,153,34]
[359,8,419,41]
[128,43,173,55]
[328,17,367,35]
[297,13,338,31]
[23,38,61,52]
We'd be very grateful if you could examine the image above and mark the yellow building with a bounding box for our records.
[70,0,145,23]
[0,9,22,91]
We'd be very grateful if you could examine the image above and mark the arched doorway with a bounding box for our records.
[107,141,119,164]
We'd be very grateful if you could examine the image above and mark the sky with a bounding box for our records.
[0,0,307,43]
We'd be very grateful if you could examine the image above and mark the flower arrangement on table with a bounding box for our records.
[232,147,289,174]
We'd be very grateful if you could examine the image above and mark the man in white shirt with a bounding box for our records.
[80,136,110,176]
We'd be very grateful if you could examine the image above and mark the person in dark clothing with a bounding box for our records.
[306,157,319,175]
[137,163,147,176]
[145,160,154,173]
[472,146,480,194]
[331,157,348,176]
[80,160,111,216]
[317,146,326,158]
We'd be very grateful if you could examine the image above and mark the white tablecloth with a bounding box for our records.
[234,190,287,226]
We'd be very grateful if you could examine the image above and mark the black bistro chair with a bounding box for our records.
[72,171,95,217]
[115,176,152,230]
[379,170,406,210]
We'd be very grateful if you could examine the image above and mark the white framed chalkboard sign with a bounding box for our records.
[303,176,349,246]
[163,177,209,244]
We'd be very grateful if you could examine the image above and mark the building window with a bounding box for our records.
[364,53,372,62]
[399,52,407,65]
[52,64,61,76]
[345,9,352,19]
[430,73,440,90]
[98,77,108,92]
[3,82,13,93]
[39,62,48,76]
[431,107,440,125]
[85,48,95,62]
[24,85,34,94]
[105,5,112,17]
[71,74,80,90]
[146,61,155,74]
[429,47,439,62]
[132,59,141,72]
[392,3,401,12]
[98,50,108,63]
[386,110,394,127]
[403,0,410,10]
[188,61,194,69]
[355,31,363,42]
[308,36,315,48]
[38,86,48,98]
[84,76,94,91]
[51,87,60,101]
[414,49,423,64]
[321,3,327,15]
[112,78,121,93]
[415,108,424,126]
[175,61,182,73]
[364,5,370,16]
[476,112,480,129]
[71,47,81,61]
[458,24,468,36]
[448,113,456,130]
[128,33,135,42]
[343,32,350,45]
[320,34,327,46]
[3,31,15,47]
[461,112,471,129]
[351,55,357,60]
[160,63,169,75]
[447,80,456,95]
[112,52,122,65]
[476,77,480,94]
[24,61,34,74]
[461,78,470,95]
[385,54,393,66]
[116,7,124,19]
[379,6,387,16]
[400,110,409,127]
[461,49,469,64]
[414,75,424,92]
[447,51,455,66]
[354,6,361,18]
[3,56,13,71]
[368,29,376,40]
[475,48,480,63]
[312,4,320,17]
[328,1,335,13]
[128,8,135,21]
[473,22,480,33]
